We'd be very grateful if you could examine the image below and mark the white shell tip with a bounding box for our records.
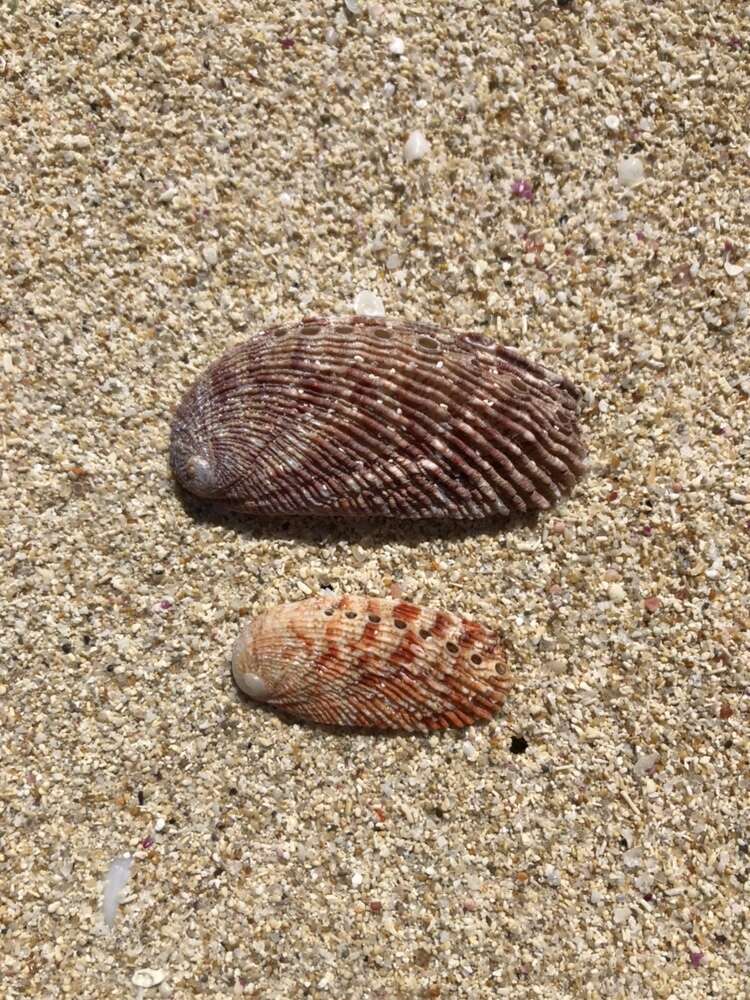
[234,670,271,702]
[232,624,271,701]
[186,455,214,491]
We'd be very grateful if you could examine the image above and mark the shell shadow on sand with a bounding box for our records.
[232,687,506,741]
[172,480,544,547]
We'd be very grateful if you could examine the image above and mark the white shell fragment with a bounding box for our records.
[132,969,166,989]
[404,130,431,163]
[102,854,133,929]
[617,156,645,188]
[724,260,744,278]
[353,289,385,316]
[389,38,405,55]
[604,114,620,131]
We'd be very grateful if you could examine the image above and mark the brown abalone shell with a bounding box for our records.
[170,315,585,518]
[232,594,511,732]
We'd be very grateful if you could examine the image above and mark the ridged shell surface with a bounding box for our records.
[171,315,585,519]
[231,595,511,733]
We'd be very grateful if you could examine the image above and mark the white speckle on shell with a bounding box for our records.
[404,130,430,162]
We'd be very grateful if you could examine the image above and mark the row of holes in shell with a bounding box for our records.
[322,605,494,668]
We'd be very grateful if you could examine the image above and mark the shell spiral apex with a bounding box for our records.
[231,594,512,733]
[171,315,586,519]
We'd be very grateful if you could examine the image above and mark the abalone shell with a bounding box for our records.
[170,315,585,518]
[232,594,511,732]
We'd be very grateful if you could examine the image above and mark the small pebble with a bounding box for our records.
[613,905,629,925]
[623,847,642,869]
[462,740,478,762]
[608,582,627,603]
[404,130,431,162]
[604,114,620,130]
[131,969,166,989]
[544,865,561,887]
[617,156,645,188]
[389,38,405,55]
[353,289,385,316]
[634,753,659,776]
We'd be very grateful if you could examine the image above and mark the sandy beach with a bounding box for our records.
[2,2,749,997]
